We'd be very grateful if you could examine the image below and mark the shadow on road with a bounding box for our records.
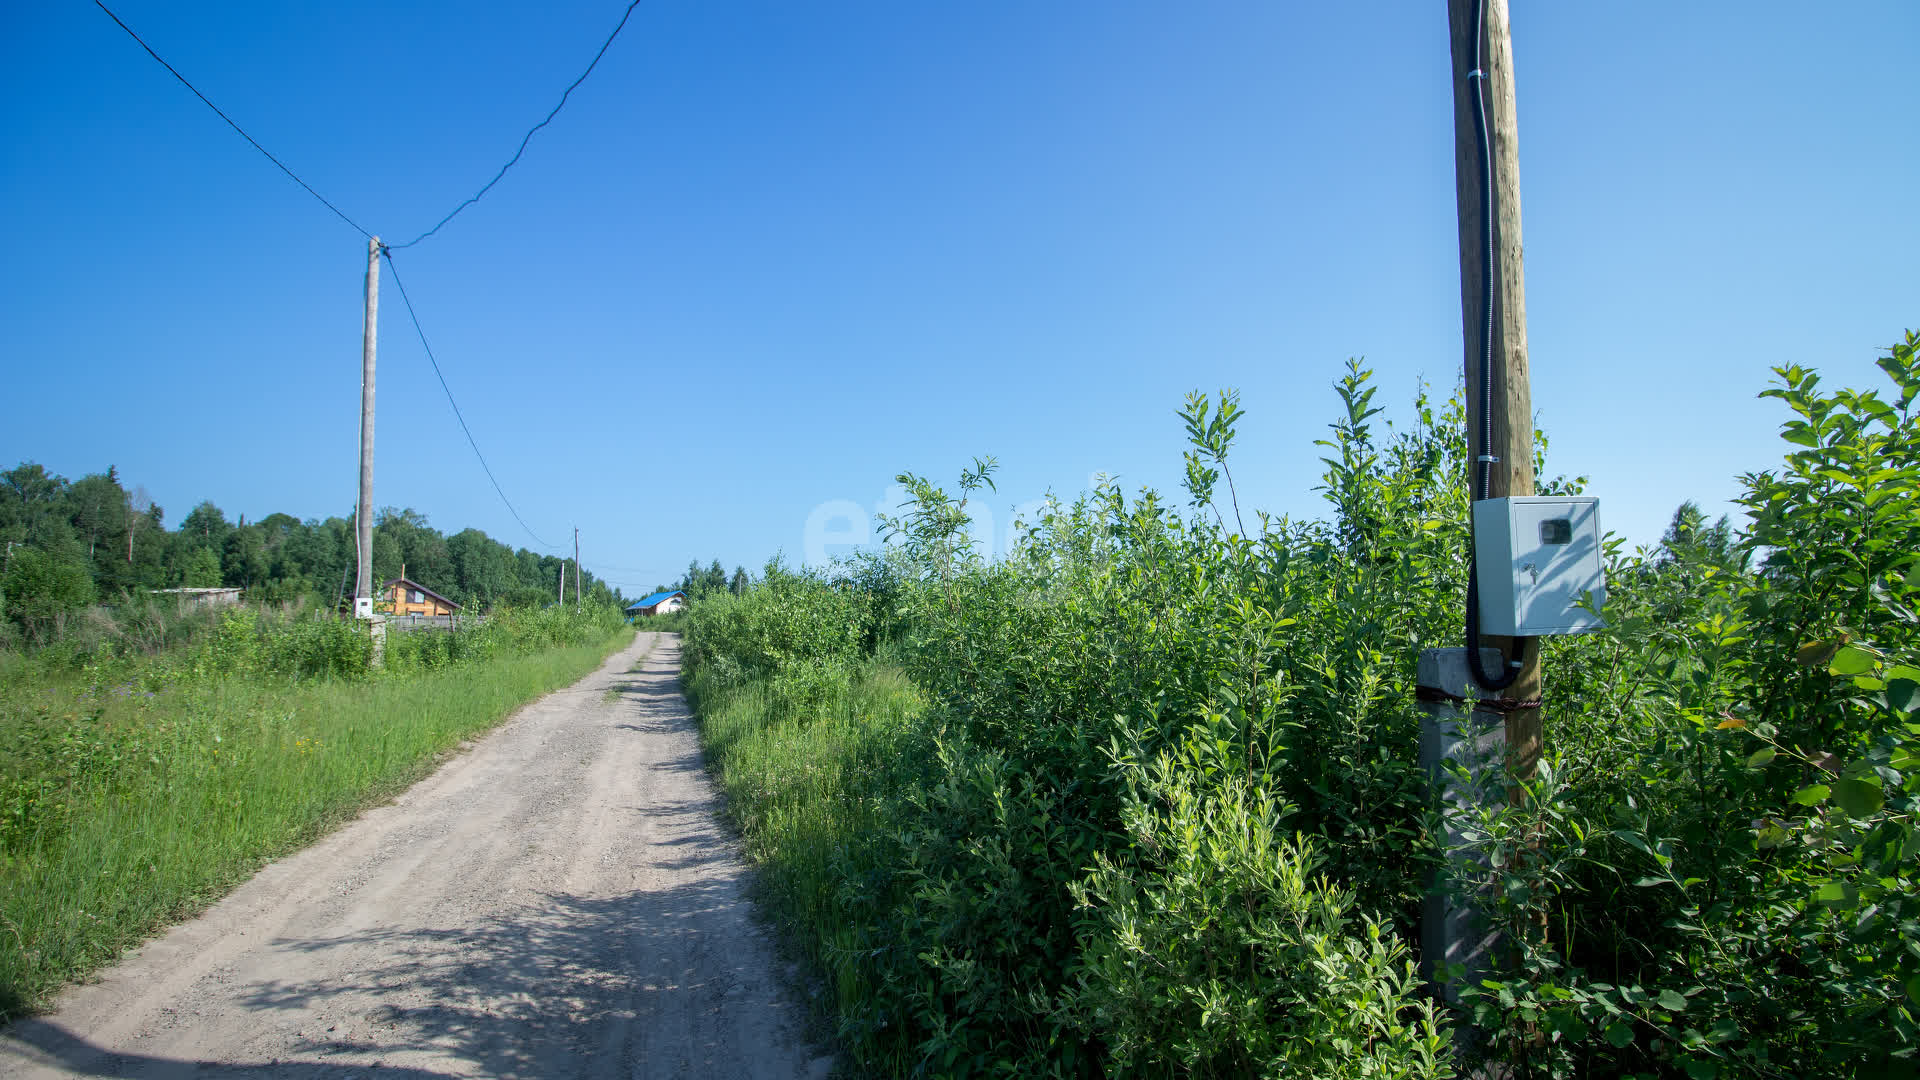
[7,866,768,1078]
[3,1017,458,1077]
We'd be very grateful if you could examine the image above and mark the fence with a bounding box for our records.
[383,614,487,633]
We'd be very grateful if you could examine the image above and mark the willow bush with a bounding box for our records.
[685,331,1918,1078]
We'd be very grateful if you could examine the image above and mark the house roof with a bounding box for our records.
[624,589,685,612]
[382,577,462,611]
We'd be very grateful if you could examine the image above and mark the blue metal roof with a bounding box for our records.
[624,590,685,612]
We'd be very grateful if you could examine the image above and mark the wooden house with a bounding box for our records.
[382,576,462,618]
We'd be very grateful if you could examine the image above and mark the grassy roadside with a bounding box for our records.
[0,623,633,1017]
[686,655,930,1067]
[629,610,689,634]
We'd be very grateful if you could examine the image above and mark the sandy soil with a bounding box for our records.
[0,632,831,1079]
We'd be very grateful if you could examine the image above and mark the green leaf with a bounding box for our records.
[1605,1021,1635,1048]
[1830,646,1876,676]
[1887,678,1918,715]
[1792,784,1832,806]
[1834,777,1885,818]
[1814,881,1850,904]
[1613,829,1653,855]
[1658,988,1689,1012]
[1746,747,1777,768]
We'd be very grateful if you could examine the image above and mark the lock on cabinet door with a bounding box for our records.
[1471,496,1606,636]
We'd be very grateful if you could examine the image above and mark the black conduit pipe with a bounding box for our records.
[1463,0,1528,692]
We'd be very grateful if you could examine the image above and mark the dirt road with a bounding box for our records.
[0,632,830,1079]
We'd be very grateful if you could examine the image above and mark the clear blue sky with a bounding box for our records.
[3,1,1914,591]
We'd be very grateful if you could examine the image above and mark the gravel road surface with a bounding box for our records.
[0,632,830,1079]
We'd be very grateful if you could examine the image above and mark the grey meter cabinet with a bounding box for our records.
[1471,496,1606,636]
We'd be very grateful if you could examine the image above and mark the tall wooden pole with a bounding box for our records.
[355,237,380,618]
[1448,0,1541,779]
[574,528,582,607]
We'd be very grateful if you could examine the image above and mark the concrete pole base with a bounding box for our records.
[1418,647,1508,1006]
[368,612,386,669]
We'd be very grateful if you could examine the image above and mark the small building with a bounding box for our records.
[624,590,686,618]
[150,587,244,612]
[383,577,462,618]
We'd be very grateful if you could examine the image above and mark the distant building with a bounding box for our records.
[624,590,686,618]
[150,587,244,612]
[383,577,462,618]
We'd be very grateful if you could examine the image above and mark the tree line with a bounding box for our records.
[659,559,751,600]
[1,461,628,641]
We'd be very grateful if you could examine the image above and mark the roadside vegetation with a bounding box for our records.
[0,600,631,1017]
[630,609,690,634]
[684,331,1919,1077]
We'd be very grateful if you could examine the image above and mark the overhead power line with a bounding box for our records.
[94,0,374,239]
[94,2,637,561]
[388,0,645,249]
[381,250,561,552]
[96,0,646,249]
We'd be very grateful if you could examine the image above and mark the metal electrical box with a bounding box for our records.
[1472,496,1606,636]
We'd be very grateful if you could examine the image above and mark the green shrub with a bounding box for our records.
[688,369,1477,1073]
[2,547,95,645]
[1070,751,1449,1077]
[685,332,1920,1077]
[1457,332,1920,1077]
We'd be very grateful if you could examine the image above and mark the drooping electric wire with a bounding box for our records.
[94,0,375,240]
[91,3,649,575]
[95,0,646,251]
[387,0,645,249]
[381,250,561,552]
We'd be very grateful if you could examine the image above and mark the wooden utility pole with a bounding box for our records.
[355,237,385,663]
[558,559,565,606]
[573,528,582,607]
[354,236,380,615]
[1447,0,1540,778]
